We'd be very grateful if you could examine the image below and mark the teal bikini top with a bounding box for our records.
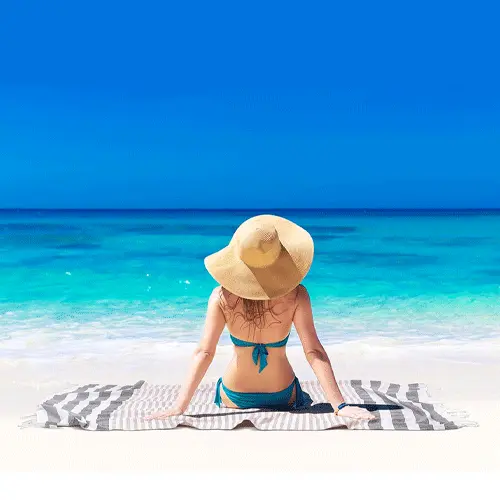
[230,334,290,373]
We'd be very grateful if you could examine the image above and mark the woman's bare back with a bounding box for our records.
[218,286,300,400]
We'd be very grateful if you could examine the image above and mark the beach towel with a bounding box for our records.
[21,379,477,431]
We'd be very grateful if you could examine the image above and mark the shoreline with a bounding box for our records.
[2,334,500,364]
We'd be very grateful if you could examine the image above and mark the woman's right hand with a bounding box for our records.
[337,405,376,420]
[144,407,185,420]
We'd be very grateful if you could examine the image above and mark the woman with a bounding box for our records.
[146,215,375,421]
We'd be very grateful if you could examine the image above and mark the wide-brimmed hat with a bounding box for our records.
[204,214,314,300]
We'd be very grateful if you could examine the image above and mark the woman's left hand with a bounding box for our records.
[144,407,184,420]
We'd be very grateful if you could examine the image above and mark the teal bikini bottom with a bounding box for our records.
[214,377,313,410]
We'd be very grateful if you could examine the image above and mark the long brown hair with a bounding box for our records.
[219,288,281,336]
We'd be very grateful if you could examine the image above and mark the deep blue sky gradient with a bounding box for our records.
[1,1,499,208]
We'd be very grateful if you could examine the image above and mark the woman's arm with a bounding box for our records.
[293,285,375,420]
[145,287,225,419]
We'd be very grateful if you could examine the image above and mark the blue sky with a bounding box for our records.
[1,1,499,208]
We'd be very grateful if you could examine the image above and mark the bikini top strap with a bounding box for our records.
[229,333,290,373]
[229,335,255,347]
[264,333,290,348]
[230,333,290,348]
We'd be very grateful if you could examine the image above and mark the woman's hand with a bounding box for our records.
[337,405,376,420]
[144,407,185,420]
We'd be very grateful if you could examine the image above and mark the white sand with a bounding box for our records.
[2,343,500,473]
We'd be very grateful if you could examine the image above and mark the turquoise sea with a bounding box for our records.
[1,209,499,359]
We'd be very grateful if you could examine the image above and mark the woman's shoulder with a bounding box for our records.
[269,285,309,307]
[292,284,311,305]
[288,284,309,299]
[208,286,223,302]
[209,286,238,308]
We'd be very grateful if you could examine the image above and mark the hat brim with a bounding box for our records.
[204,215,314,300]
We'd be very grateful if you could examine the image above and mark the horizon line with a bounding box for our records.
[1,208,500,212]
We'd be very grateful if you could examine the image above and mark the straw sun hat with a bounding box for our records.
[204,215,314,300]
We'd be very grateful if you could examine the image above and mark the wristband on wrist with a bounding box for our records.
[334,402,347,415]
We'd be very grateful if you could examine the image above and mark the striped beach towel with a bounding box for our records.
[21,380,478,431]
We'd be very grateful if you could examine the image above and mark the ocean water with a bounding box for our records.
[1,209,499,360]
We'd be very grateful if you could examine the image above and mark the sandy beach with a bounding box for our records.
[3,342,499,474]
